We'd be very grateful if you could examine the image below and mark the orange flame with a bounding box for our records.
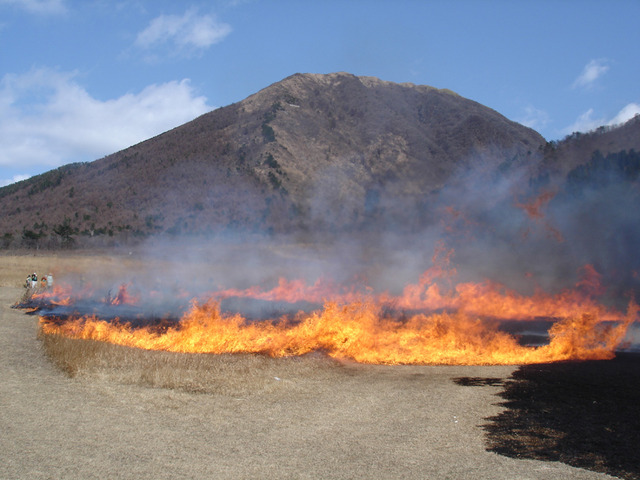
[212,276,371,304]
[34,250,638,365]
[108,284,140,305]
[32,283,142,307]
[39,295,637,365]
[515,190,564,242]
[393,279,623,322]
[31,284,75,306]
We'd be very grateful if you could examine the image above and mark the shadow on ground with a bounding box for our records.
[458,354,640,480]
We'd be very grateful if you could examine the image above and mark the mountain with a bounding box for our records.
[0,72,584,248]
[538,114,640,180]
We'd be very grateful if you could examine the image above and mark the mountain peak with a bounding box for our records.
[0,72,547,246]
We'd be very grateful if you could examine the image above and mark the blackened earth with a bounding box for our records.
[459,353,640,480]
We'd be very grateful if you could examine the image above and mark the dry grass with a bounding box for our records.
[11,249,343,397]
[0,251,143,288]
[15,250,346,396]
[38,328,342,396]
[2,254,612,479]
[0,252,62,288]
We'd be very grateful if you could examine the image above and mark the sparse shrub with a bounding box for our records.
[22,228,45,249]
[264,153,280,170]
[237,147,247,165]
[53,217,76,249]
[283,93,300,106]
[263,101,283,123]
[262,123,276,143]
[1,232,14,249]
[25,163,84,196]
[268,171,282,190]
[144,214,164,230]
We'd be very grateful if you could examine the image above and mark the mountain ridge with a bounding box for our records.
[0,72,635,249]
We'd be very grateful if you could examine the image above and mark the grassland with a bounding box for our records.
[0,252,621,479]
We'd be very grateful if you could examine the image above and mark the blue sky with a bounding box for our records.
[1,0,638,187]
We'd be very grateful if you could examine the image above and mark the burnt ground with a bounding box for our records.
[468,354,640,480]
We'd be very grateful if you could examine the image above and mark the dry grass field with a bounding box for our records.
[0,252,622,479]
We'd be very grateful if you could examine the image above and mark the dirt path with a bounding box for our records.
[0,286,617,479]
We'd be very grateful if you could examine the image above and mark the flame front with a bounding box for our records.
[39,293,637,365]
[34,246,638,366]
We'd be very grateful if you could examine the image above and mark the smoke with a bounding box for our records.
[277,150,640,309]
[46,147,640,322]
[426,158,640,307]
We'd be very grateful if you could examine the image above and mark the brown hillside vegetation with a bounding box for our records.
[540,114,640,178]
[0,72,545,247]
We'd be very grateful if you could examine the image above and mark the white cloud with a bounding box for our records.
[0,68,212,170]
[0,0,66,14]
[572,59,610,90]
[562,103,640,136]
[607,103,640,127]
[135,8,232,58]
[516,105,550,131]
[563,108,605,135]
[0,173,30,187]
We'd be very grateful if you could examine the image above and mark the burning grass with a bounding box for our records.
[35,293,638,366]
[18,245,640,367]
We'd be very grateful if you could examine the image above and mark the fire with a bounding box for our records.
[30,282,139,307]
[39,299,637,365]
[210,276,370,304]
[37,272,638,365]
[107,283,140,305]
[30,242,637,366]
[31,284,74,306]
[393,278,623,322]
[515,190,564,242]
